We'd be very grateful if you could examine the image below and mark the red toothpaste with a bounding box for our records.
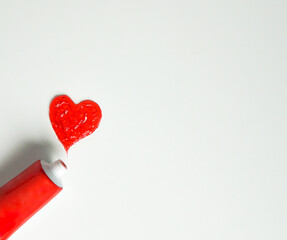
[0,160,67,239]
[0,94,102,239]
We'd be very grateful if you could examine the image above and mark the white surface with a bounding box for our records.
[0,0,287,239]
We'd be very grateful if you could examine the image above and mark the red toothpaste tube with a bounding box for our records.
[0,160,67,239]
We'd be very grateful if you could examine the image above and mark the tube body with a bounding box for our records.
[0,160,63,239]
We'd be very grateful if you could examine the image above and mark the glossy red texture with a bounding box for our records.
[0,160,62,240]
[49,95,102,152]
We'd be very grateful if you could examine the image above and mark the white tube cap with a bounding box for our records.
[41,160,67,188]
[49,160,67,178]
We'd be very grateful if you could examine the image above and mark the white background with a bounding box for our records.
[0,1,287,239]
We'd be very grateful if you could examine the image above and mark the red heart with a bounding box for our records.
[49,95,102,152]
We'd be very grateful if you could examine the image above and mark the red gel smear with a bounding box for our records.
[49,95,102,152]
[0,160,62,239]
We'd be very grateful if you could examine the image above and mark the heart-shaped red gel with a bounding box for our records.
[49,95,102,152]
